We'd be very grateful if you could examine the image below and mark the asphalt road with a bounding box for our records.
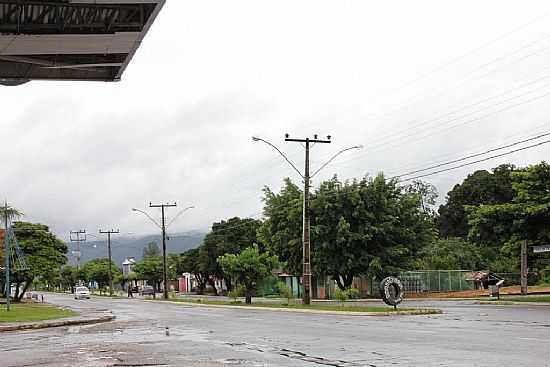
[1,293,549,367]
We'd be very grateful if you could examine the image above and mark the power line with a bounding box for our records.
[395,139,550,182]
[394,131,550,178]
[381,8,550,97]
[329,87,550,171]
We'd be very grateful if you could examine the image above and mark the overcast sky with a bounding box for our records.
[2,0,550,240]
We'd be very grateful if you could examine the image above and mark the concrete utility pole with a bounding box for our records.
[149,203,177,300]
[521,240,528,295]
[3,201,10,311]
[285,135,331,305]
[99,229,120,297]
[70,230,86,270]
[252,135,361,305]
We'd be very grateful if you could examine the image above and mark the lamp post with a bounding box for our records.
[253,135,361,304]
[132,205,194,299]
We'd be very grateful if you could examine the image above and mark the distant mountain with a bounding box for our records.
[70,231,205,266]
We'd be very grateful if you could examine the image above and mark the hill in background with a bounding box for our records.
[70,231,205,266]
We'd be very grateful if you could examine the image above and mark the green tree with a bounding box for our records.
[143,241,161,258]
[179,248,208,294]
[59,265,79,292]
[133,256,163,292]
[313,175,435,289]
[199,217,261,294]
[80,258,121,292]
[257,178,303,274]
[217,245,279,304]
[468,162,550,273]
[437,164,515,238]
[7,222,68,300]
[416,238,482,270]
[0,204,23,224]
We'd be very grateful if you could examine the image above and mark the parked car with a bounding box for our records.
[140,285,155,296]
[74,286,91,300]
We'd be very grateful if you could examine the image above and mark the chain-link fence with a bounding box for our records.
[400,270,474,294]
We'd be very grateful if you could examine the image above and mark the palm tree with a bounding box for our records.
[0,204,23,228]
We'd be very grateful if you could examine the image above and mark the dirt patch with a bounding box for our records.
[407,285,550,299]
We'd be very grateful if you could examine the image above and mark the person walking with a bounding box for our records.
[127,285,134,298]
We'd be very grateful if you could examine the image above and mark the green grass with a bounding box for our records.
[163,298,418,313]
[0,303,78,323]
[479,295,550,303]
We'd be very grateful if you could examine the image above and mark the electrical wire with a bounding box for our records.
[394,139,550,182]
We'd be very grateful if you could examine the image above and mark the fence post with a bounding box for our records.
[438,271,441,292]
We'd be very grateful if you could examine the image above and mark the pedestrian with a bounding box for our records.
[40,294,44,303]
[127,285,134,298]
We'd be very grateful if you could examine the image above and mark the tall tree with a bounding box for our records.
[416,238,482,270]
[0,204,23,225]
[468,162,550,272]
[312,174,435,289]
[257,178,303,275]
[437,164,515,238]
[8,222,68,300]
[133,256,165,292]
[218,245,279,304]
[259,175,435,290]
[179,248,208,294]
[80,258,121,291]
[143,241,161,259]
[199,217,261,294]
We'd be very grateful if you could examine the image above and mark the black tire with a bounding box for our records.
[379,277,404,307]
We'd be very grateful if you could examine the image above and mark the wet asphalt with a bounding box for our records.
[1,293,549,367]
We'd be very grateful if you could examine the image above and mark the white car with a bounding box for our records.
[74,286,91,300]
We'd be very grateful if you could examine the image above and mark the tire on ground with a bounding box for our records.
[379,277,404,306]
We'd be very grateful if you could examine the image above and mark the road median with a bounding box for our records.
[147,298,442,316]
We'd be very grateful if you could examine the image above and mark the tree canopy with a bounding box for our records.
[468,162,550,272]
[258,175,436,289]
[199,217,262,294]
[143,241,161,259]
[217,245,279,304]
[437,164,515,238]
[7,222,68,300]
[80,258,121,290]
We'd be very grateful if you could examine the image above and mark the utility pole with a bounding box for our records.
[285,134,331,305]
[149,202,177,300]
[521,240,528,295]
[253,134,360,305]
[70,230,86,270]
[3,201,10,311]
[99,229,120,297]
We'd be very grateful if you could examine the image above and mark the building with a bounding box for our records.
[121,257,136,277]
[0,0,165,85]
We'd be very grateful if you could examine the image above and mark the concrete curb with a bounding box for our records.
[0,313,115,333]
[148,299,442,316]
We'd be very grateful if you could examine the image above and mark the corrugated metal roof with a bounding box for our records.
[0,0,165,84]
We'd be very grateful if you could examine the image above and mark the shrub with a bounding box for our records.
[277,281,293,305]
[334,287,349,305]
[228,284,245,302]
[334,287,360,305]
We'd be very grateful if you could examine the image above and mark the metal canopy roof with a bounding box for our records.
[0,0,165,85]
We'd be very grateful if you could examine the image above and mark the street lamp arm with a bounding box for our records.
[311,145,363,178]
[166,206,195,228]
[131,208,162,229]
[252,136,304,179]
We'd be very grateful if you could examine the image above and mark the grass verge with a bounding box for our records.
[0,303,77,323]
[161,298,424,313]
[480,295,550,303]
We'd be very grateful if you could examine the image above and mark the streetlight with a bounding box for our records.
[132,204,194,299]
[253,135,362,304]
